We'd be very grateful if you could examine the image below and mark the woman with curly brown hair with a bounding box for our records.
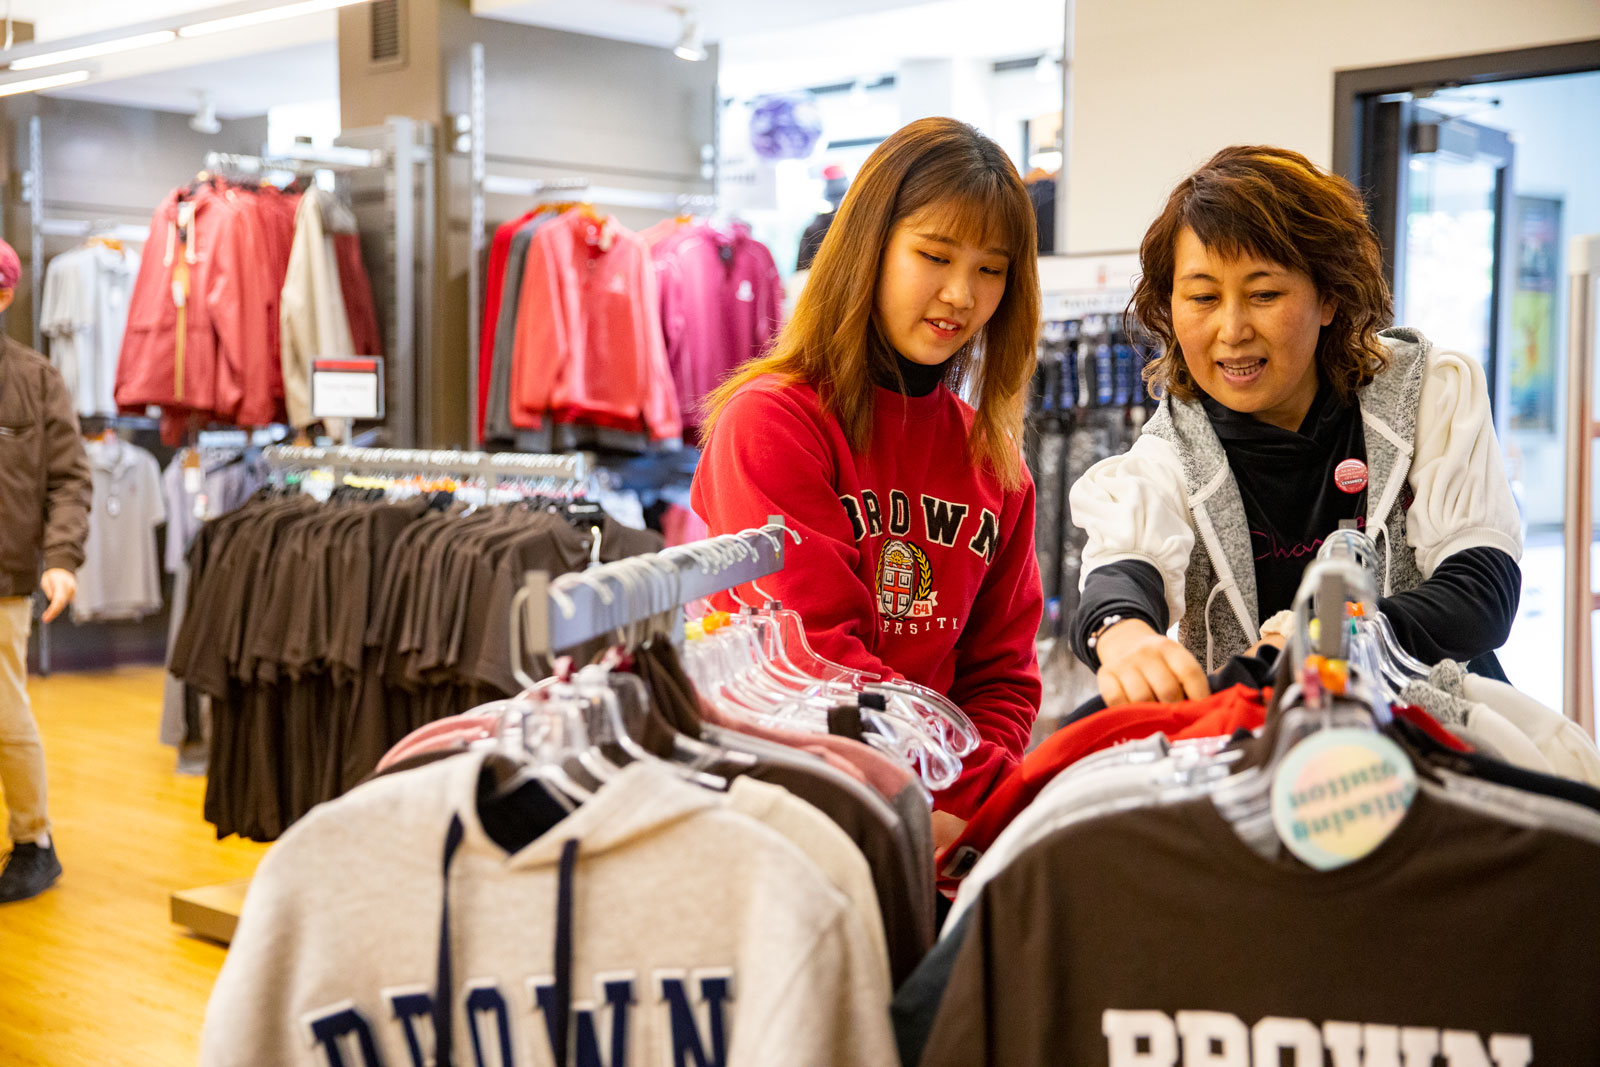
[1069,145,1522,707]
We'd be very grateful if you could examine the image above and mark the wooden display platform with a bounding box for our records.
[171,879,251,945]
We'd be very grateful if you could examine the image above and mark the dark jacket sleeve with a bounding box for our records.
[40,364,90,573]
[1070,559,1168,671]
[1377,545,1521,665]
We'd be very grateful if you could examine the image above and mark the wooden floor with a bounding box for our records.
[0,666,267,1067]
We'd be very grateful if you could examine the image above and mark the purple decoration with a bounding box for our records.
[749,92,825,161]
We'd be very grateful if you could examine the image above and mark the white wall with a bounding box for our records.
[1066,0,1600,253]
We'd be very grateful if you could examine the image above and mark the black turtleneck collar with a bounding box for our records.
[871,348,951,397]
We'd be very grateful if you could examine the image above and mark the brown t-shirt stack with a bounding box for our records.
[921,789,1600,1065]
[170,494,665,842]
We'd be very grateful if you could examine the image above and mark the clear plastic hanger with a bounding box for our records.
[1318,527,1429,686]
[670,536,965,788]
[566,555,741,790]
[483,695,599,807]
[1210,558,1395,845]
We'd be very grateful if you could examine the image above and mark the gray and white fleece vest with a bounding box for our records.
[1139,327,1430,670]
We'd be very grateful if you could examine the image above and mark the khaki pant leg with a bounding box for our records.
[0,597,47,844]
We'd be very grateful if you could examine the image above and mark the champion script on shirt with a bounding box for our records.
[837,488,998,637]
[1103,1009,1532,1066]
[303,970,732,1067]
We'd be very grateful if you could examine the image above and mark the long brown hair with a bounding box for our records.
[1132,144,1392,404]
[700,117,1041,490]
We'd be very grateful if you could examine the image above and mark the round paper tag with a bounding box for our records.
[1334,458,1368,493]
[1270,728,1416,871]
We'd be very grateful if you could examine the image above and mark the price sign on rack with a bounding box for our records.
[311,357,385,422]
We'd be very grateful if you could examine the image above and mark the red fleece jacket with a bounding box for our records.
[690,375,1043,818]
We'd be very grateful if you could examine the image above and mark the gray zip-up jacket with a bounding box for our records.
[1070,329,1522,671]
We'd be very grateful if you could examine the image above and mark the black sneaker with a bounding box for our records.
[0,842,62,903]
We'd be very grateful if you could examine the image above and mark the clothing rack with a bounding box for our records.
[262,444,589,483]
[482,175,714,214]
[465,43,715,442]
[201,146,388,177]
[172,441,599,941]
[517,516,788,660]
[22,116,150,356]
[36,218,150,244]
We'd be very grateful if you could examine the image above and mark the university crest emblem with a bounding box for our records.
[875,539,933,620]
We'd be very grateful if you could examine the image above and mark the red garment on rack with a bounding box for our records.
[116,182,276,439]
[477,210,540,438]
[117,179,376,440]
[334,233,382,357]
[254,185,301,402]
[509,210,681,441]
[933,683,1269,895]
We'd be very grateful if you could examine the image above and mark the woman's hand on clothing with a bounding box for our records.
[931,811,968,853]
[1094,617,1209,708]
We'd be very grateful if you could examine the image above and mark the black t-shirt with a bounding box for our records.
[1198,380,1368,620]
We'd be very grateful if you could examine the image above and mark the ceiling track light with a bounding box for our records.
[190,91,221,134]
[671,6,705,63]
[0,0,374,75]
[7,30,177,71]
[0,68,92,97]
[178,0,372,39]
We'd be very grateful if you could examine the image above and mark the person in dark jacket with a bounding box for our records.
[0,238,91,903]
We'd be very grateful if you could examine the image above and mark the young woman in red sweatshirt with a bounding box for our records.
[691,117,1043,835]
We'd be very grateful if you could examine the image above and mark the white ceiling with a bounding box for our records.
[719,0,1065,97]
[1,0,1065,116]
[469,0,943,48]
[44,40,339,117]
[5,0,243,42]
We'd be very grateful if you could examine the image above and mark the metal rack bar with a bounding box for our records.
[263,444,588,482]
[468,42,487,446]
[37,219,149,243]
[482,175,713,214]
[518,518,787,657]
[202,146,387,176]
[1563,233,1600,736]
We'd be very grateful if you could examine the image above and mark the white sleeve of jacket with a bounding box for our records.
[1068,433,1195,625]
[1405,347,1523,575]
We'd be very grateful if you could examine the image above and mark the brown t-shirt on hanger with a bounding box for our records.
[921,789,1600,1066]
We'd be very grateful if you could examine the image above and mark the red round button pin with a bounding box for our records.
[1334,458,1368,494]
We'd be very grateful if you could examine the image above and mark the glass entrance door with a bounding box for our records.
[1389,104,1516,414]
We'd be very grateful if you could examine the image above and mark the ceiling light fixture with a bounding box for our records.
[178,0,370,39]
[0,68,92,97]
[671,7,705,63]
[190,91,221,134]
[8,30,177,71]
[1034,52,1060,85]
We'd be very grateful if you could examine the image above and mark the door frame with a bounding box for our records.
[1333,39,1600,420]
[1333,38,1600,184]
